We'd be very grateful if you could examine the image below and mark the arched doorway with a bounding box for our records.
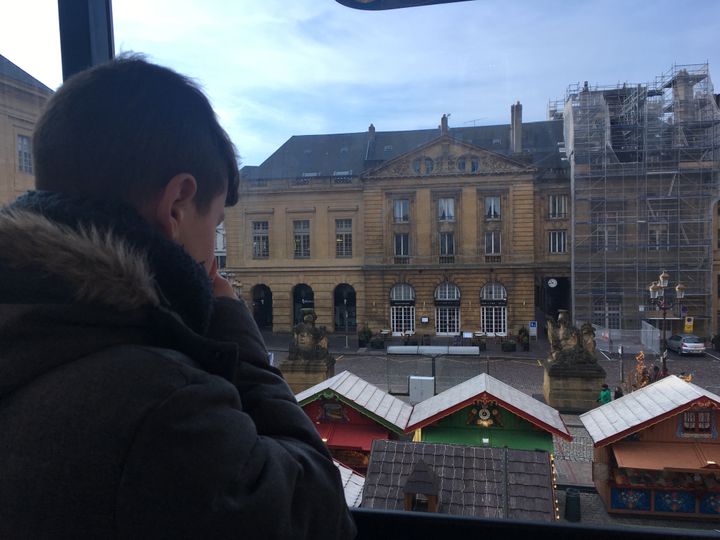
[390,283,415,336]
[251,284,273,329]
[434,282,461,335]
[293,283,315,326]
[333,284,357,332]
[480,282,507,336]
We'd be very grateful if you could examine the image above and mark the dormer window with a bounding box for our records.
[403,461,440,513]
[384,145,393,152]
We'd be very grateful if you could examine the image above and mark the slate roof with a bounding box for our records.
[406,373,571,440]
[362,440,555,522]
[242,120,565,179]
[580,375,720,447]
[296,371,413,432]
[334,459,365,508]
[0,54,53,93]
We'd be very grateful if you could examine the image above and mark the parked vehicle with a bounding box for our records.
[666,334,706,355]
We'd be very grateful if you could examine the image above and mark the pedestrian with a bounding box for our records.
[651,365,660,382]
[0,56,355,539]
[598,383,612,405]
[614,386,624,400]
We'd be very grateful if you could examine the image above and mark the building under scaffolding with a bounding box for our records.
[557,64,720,351]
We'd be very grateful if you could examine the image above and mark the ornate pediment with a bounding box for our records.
[365,137,532,179]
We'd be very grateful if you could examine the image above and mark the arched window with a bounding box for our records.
[391,283,416,302]
[390,284,415,335]
[435,282,460,301]
[480,283,507,336]
[434,282,460,335]
[481,282,507,301]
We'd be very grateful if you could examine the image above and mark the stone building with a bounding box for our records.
[226,106,570,337]
[0,55,52,206]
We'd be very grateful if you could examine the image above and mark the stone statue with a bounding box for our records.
[546,310,597,366]
[288,308,331,362]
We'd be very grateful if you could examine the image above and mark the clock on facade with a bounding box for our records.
[548,278,558,288]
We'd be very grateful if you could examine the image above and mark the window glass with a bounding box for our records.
[335,218,352,258]
[393,199,409,222]
[252,221,269,258]
[438,198,455,221]
[293,219,310,258]
[485,196,500,219]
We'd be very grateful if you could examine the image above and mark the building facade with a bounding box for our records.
[557,63,720,347]
[0,55,52,206]
[226,108,571,336]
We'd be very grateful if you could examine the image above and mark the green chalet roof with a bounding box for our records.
[296,371,412,433]
[406,373,572,441]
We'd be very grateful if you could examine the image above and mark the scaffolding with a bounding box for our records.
[561,64,720,348]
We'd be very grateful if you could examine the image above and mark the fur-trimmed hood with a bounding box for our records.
[0,208,160,310]
[0,191,234,399]
[0,191,214,333]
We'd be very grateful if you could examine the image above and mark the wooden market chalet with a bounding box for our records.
[580,375,720,519]
[297,370,571,468]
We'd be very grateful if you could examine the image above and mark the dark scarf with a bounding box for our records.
[8,191,215,336]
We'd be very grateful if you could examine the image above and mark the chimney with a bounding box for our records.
[510,101,522,153]
[440,114,449,135]
[365,123,376,160]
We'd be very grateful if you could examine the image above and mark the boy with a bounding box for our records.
[0,55,355,540]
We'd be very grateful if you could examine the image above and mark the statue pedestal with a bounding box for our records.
[543,362,606,413]
[280,359,335,395]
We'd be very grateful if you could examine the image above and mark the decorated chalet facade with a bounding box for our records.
[580,375,720,519]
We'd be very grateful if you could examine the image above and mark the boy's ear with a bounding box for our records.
[143,173,198,240]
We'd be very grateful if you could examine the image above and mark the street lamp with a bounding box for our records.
[648,270,685,376]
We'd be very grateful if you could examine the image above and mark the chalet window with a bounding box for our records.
[682,410,713,436]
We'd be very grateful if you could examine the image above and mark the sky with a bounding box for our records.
[2,0,720,166]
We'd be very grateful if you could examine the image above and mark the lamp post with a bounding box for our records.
[648,270,685,376]
[343,297,349,348]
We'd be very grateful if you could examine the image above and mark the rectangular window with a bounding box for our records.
[215,224,226,252]
[335,219,352,258]
[391,306,415,335]
[485,231,501,254]
[592,210,620,251]
[682,411,712,435]
[435,307,460,335]
[549,230,567,253]
[439,232,455,263]
[438,198,455,222]
[548,195,568,219]
[592,298,621,330]
[252,221,269,259]
[393,199,409,223]
[17,135,32,174]
[485,196,501,220]
[394,233,409,263]
[293,220,310,258]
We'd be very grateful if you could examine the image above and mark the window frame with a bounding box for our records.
[252,221,270,259]
[485,196,501,220]
[293,219,311,259]
[335,218,353,258]
[437,198,455,222]
[548,230,567,254]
